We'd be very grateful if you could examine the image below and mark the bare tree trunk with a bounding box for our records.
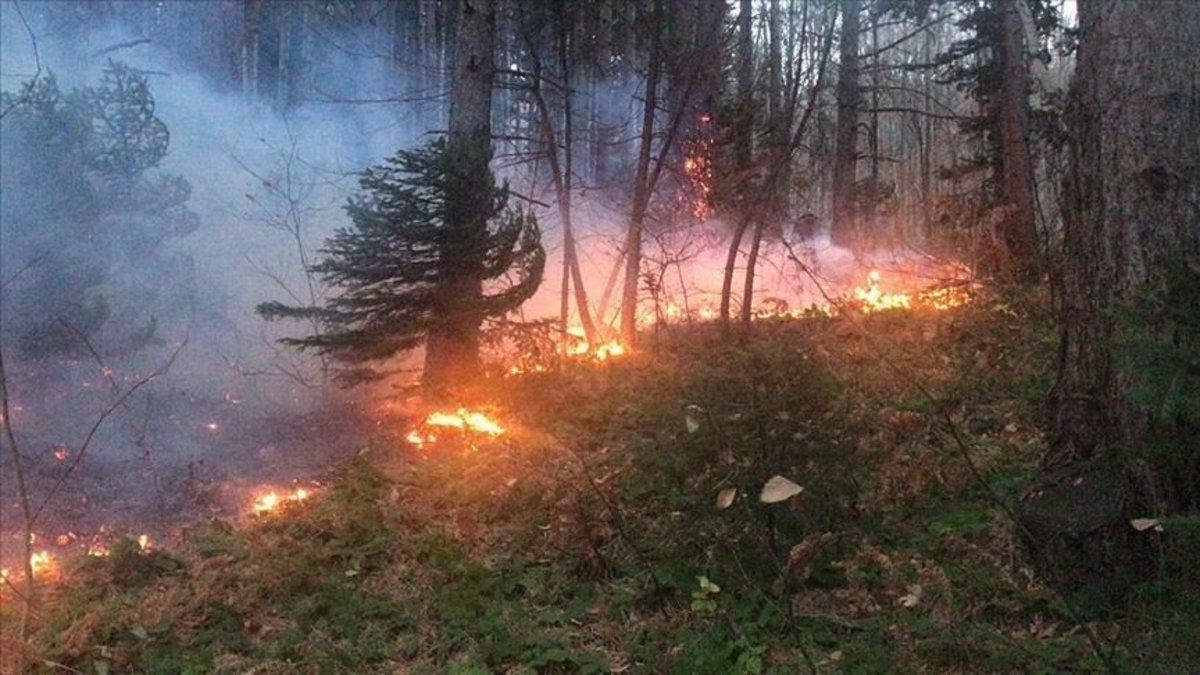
[920,26,934,239]
[738,0,785,325]
[719,0,755,325]
[424,0,495,389]
[528,24,598,348]
[996,0,1038,279]
[830,0,859,250]
[241,0,262,107]
[619,1,663,347]
[1019,0,1200,595]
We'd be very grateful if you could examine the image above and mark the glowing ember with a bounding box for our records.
[681,123,713,218]
[86,543,110,557]
[52,444,69,461]
[252,487,311,515]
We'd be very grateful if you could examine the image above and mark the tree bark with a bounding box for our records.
[424,0,495,389]
[1019,0,1200,595]
[619,0,663,347]
[241,0,262,107]
[719,0,755,325]
[996,0,1038,279]
[830,0,859,250]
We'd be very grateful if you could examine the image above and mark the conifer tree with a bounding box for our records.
[257,138,544,385]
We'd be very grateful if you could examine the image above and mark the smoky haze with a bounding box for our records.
[0,1,897,570]
[0,2,448,561]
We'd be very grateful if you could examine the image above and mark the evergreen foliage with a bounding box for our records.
[0,62,197,359]
[934,0,1057,194]
[258,138,545,384]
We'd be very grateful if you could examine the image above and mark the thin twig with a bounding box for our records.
[0,343,35,641]
[30,337,188,527]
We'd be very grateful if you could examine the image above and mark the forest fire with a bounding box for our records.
[851,270,913,312]
[252,487,311,515]
[405,408,506,448]
[29,551,54,578]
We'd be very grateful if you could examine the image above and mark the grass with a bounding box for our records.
[4,290,1197,672]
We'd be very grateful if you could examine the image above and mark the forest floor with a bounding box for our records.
[3,290,1198,674]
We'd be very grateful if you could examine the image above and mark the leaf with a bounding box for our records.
[684,405,703,433]
[898,584,923,607]
[1130,518,1163,532]
[760,475,804,503]
[716,487,737,510]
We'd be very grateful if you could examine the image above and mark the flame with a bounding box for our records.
[563,327,629,363]
[426,409,504,436]
[30,551,54,577]
[592,341,626,360]
[52,444,69,461]
[252,487,311,515]
[851,270,912,312]
[405,408,506,448]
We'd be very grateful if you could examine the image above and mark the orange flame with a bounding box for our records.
[30,551,54,577]
[252,487,311,515]
[405,408,506,448]
[852,270,912,312]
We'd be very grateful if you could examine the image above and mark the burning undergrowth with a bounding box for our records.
[0,367,372,596]
[9,290,1182,672]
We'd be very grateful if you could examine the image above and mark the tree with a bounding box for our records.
[830,0,861,250]
[936,0,1055,279]
[261,0,543,388]
[1018,0,1200,594]
[258,139,544,387]
[1,63,196,361]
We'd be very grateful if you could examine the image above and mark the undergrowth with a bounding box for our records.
[4,292,1197,673]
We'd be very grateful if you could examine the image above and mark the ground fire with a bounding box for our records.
[405,408,506,449]
[252,487,312,515]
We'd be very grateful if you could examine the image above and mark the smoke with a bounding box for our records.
[0,3,434,559]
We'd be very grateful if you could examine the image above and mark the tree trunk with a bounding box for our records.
[719,0,755,325]
[619,1,663,348]
[1019,0,1200,596]
[241,0,262,107]
[830,0,859,250]
[529,26,598,349]
[424,0,495,389]
[996,0,1038,280]
[738,0,786,325]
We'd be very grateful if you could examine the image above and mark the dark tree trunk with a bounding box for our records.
[719,0,755,325]
[996,0,1038,280]
[619,0,664,347]
[830,0,859,250]
[1019,0,1200,596]
[424,0,496,389]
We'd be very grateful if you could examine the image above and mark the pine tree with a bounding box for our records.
[258,138,545,386]
[935,0,1057,279]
